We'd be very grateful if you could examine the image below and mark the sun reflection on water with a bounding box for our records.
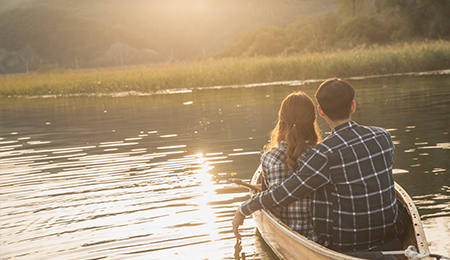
[186,153,218,239]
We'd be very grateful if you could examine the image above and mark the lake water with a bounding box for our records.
[1,72,449,259]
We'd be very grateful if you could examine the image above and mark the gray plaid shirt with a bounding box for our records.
[241,121,399,252]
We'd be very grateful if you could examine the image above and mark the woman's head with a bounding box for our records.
[279,91,317,130]
[266,91,321,172]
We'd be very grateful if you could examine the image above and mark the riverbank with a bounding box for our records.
[1,40,450,97]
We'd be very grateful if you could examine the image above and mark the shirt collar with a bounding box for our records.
[279,140,288,149]
[331,121,358,135]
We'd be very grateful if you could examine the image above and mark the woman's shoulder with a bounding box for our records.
[261,143,286,166]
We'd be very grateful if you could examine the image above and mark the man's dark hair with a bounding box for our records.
[315,78,355,121]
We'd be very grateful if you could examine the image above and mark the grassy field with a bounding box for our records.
[1,40,450,97]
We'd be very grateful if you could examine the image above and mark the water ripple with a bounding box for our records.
[0,132,249,260]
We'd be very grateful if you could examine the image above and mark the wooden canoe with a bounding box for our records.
[249,164,434,260]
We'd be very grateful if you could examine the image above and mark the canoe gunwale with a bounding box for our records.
[394,183,431,257]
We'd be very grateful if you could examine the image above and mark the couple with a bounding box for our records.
[232,78,407,252]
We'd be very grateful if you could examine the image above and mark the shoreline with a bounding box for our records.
[3,69,449,99]
[1,40,450,98]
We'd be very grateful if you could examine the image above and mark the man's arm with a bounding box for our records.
[232,149,330,239]
[241,150,329,215]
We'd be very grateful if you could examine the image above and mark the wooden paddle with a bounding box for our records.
[228,178,262,192]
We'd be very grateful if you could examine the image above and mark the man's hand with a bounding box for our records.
[232,209,245,241]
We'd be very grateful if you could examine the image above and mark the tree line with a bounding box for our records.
[219,0,450,57]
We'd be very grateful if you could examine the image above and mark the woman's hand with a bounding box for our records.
[232,209,245,241]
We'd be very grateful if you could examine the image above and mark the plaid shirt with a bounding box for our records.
[241,121,398,252]
[261,141,321,243]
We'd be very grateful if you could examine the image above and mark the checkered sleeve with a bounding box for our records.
[240,148,330,216]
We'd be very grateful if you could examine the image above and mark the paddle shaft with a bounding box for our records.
[228,178,262,192]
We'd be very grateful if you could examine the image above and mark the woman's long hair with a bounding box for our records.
[264,91,322,173]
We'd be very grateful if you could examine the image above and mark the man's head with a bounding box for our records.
[315,78,355,121]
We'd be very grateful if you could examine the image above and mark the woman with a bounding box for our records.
[261,91,322,242]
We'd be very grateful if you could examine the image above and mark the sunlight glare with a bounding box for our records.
[190,154,219,242]
[193,0,208,15]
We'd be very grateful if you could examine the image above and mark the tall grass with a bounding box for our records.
[1,40,449,97]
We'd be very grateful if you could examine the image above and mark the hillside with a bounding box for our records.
[0,0,338,73]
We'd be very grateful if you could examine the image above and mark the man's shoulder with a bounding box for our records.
[356,124,390,136]
[316,124,391,152]
[314,134,345,153]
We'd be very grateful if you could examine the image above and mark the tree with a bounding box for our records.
[336,0,366,17]
[374,0,450,39]
[337,14,390,46]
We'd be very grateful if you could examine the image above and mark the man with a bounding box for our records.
[232,78,405,252]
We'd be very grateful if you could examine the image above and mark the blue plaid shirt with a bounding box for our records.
[240,121,399,252]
